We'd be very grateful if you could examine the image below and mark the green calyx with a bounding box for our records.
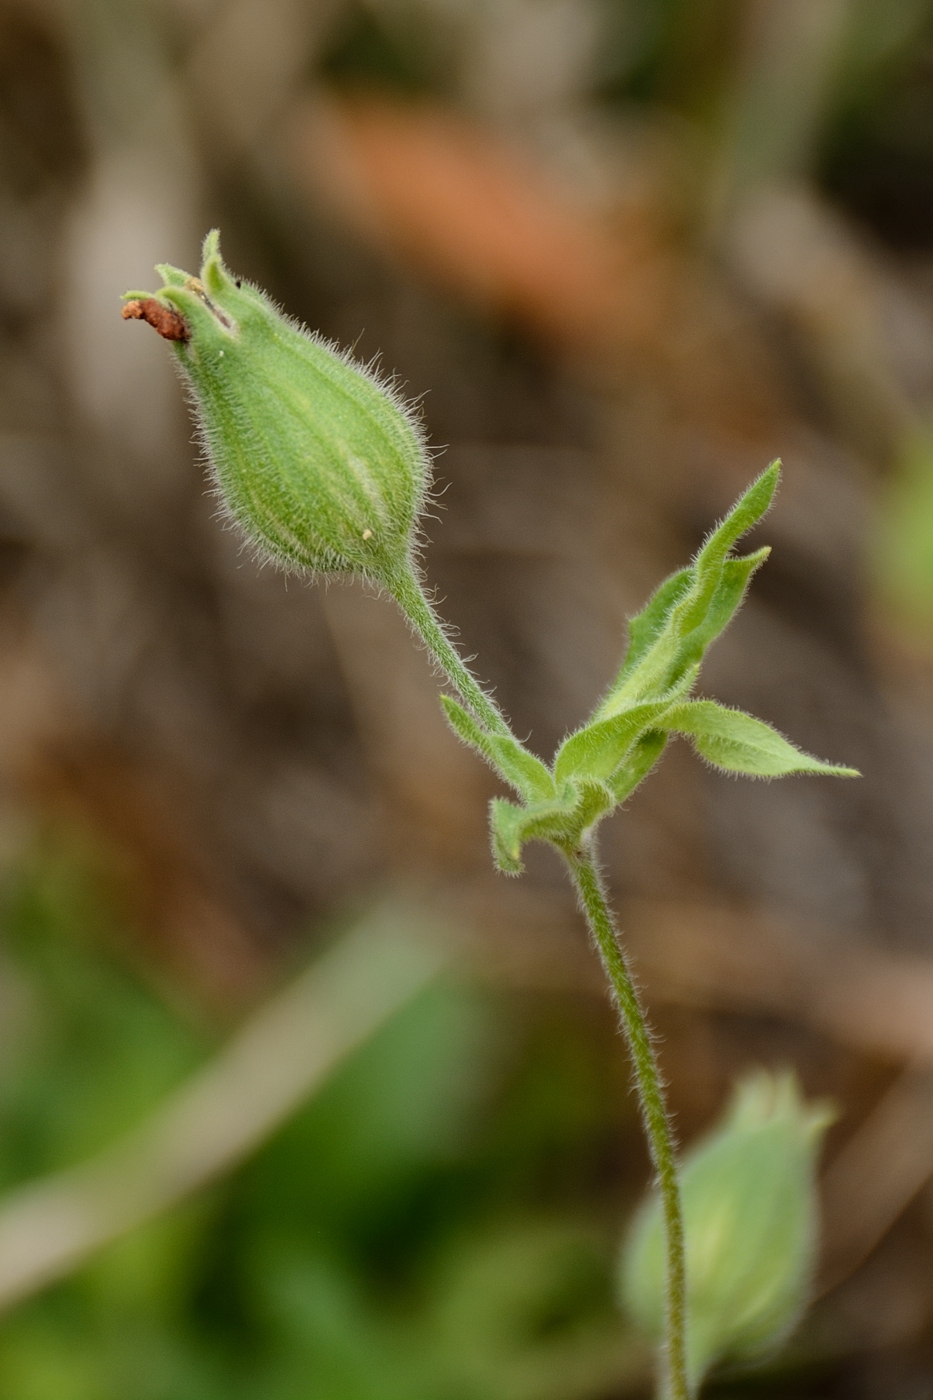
[438,462,859,875]
[122,230,430,583]
[620,1072,834,1390]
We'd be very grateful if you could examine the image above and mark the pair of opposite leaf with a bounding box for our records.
[442,464,858,875]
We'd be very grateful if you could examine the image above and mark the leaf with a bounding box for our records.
[677,463,779,635]
[610,731,668,802]
[489,798,530,873]
[489,797,575,873]
[598,467,778,713]
[666,549,770,687]
[688,550,770,652]
[486,737,555,802]
[153,263,190,288]
[570,778,616,832]
[608,568,693,697]
[441,693,499,767]
[441,696,553,801]
[699,463,779,567]
[555,695,685,783]
[662,701,860,778]
[488,781,615,873]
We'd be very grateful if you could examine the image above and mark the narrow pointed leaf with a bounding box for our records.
[674,462,779,636]
[487,736,555,802]
[154,263,190,288]
[610,544,770,708]
[690,549,769,650]
[663,701,860,778]
[441,696,554,801]
[598,467,780,716]
[441,694,497,761]
[667,549,770,686]
[697,463,779,568]
[602,567,693,708]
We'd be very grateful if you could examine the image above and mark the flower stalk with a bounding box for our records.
[566,844,688,1400]
[387,566,512,739]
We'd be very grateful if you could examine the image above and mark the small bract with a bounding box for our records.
[122,230,429,584]
[621,1072,833,1391]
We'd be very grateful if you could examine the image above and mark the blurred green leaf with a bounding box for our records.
[0,831,642,1400]
[875,428,933,638]
[0,834,204,1185]
[240,978,503,1241]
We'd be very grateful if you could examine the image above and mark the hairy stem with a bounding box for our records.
[390,566,512,738]
[565,843,689,1400]
[393,563,689,1399]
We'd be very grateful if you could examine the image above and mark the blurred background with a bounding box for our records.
[3,0,933,1395]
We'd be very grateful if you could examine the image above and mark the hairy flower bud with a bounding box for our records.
[122,231,429,583]
[621,1072,833,1390]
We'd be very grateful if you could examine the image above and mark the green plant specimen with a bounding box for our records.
[123,232,858,1400]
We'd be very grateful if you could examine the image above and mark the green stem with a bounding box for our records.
[391,561,689,1400]
[565,843,689,1400]
[389,566,512,738]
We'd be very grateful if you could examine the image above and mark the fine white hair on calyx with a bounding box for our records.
[168,275,440,580]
